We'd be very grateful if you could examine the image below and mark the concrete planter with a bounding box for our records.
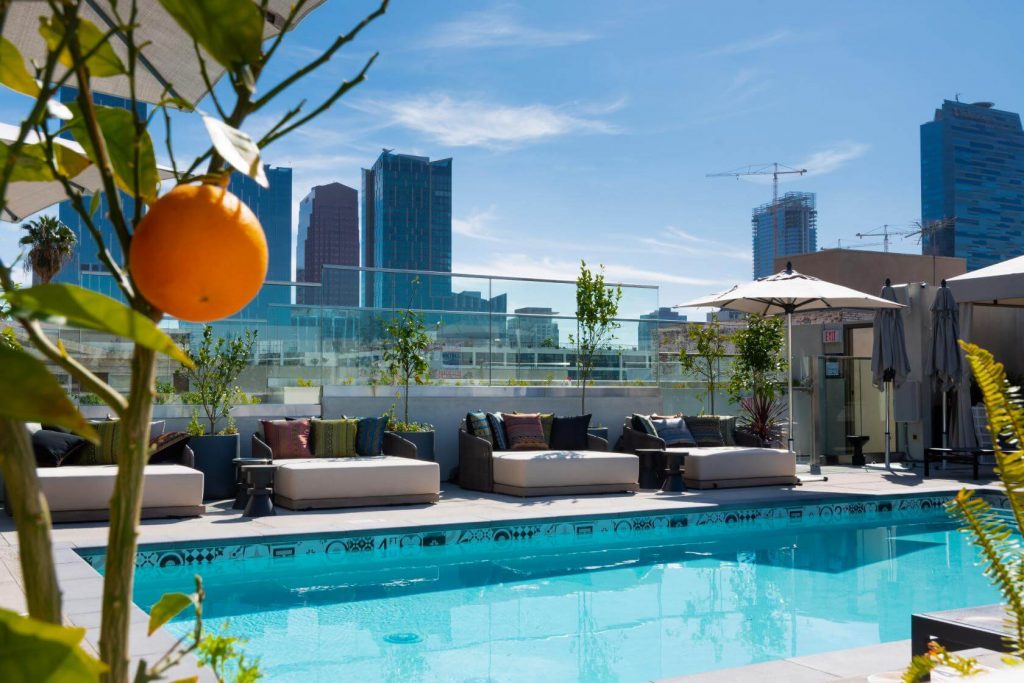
[189,434,239,500]
[396,430,435,461]
[283,386,321,404]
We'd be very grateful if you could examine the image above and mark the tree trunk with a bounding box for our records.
[403,376,410,425]
[0,419,62,624]
[580,360,587,415]
[99,346,156,683]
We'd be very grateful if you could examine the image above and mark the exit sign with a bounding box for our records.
[822,328,840,344]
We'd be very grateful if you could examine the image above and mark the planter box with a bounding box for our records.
[283,386,321,404]
[396,430,434,462]
[190,434,239,500]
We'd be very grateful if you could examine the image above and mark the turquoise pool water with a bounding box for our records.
[119,501,1003,682]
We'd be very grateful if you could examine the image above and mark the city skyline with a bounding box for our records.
[4,1,1024,312]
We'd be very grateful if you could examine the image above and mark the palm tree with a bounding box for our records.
[19,215,76,284]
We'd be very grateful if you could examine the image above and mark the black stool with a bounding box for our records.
[636,449,665,489]
[241,464,278,517]
[847,435,870,467]
[233,457,271,510]
[660,451,687,493]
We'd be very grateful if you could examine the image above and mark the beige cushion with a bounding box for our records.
[275,456,440,500]
[492,450,638,488]
[682,447,795,481]
[36,465,203,512]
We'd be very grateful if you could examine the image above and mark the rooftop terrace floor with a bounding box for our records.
[0,464,1008,682]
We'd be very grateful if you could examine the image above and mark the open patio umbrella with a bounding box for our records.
[0,122,174,222]
[3,0,324,106]
[871,280,911,469]
[929,281,961,449]
[678,263,903,462]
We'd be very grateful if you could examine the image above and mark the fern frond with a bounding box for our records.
[903,641,981,682]
[951,489,1024,656]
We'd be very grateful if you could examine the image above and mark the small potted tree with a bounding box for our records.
[679,313,729,415]
[728,315,787,446]
[382,309,435,460]
[181,325,257,499]
[569,260,622,434]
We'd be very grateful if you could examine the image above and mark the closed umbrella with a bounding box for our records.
[3,1,325,106]
[871,279,911,469]
[0,122,174,222]
[678,263,903,465]
[929,282,961,448]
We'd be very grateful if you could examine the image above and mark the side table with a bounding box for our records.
[233,458,271,510]
[660,451,687,493]
[847,435,870,467]
[241,464,278,517]
[636,449,665,489]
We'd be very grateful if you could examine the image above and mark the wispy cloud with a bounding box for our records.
[798,141,870,176]
[638,227,751,263]
[353,94,618,149]
[424,7,595,49]
[700,29,794,58]
[457,254,732,288]
[453,206,503,242]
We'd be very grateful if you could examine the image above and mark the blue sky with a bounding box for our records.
[3,0,1024,311]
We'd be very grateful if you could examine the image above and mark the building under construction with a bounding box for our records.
[752,191,818,279]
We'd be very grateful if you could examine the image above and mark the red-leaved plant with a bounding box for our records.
[738,393,785,446]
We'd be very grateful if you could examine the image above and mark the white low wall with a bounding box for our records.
[322,385,663,480]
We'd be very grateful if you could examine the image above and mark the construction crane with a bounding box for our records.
[707,162,808,274]
[855,224,895,252]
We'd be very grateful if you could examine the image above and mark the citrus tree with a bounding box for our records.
[0,1,389,680]
[382,309,432,429]
[678,313,729,415]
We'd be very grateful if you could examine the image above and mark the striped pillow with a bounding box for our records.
[310,418,359,457]
[466,411,494,444]
[261,419,311,458]
[651,417,696,447]
[79,420,121,465]
[685,416,725,447]
[486,412,508,450]
[502,413,547,450]
[356,416,387,456]
[539,413,554,446]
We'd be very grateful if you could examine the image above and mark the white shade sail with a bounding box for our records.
[947,253,1024,306]
[0,122,174,222]
[3,1,324,106]
[677,266,904,314]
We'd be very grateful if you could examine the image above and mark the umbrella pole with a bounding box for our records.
[787,311,795,456]
[885,380,892,469]
[942,390,949,449]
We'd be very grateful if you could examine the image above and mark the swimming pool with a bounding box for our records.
[85,493,1008,682]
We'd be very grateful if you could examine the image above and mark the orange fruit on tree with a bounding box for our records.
[129,183,268,322]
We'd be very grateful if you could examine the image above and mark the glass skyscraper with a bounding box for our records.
[920,99,1024,270]
[297,182,359,306]
[751,191,817,279]
[361,150,453,309]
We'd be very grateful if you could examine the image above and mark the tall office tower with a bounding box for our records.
[921,100,1024,269]
[638,307,686,352]
[53,87,146,299]
[296,182,359,307]
[227,165,292,323]
[751,192,817,279]
[507,307,560,348]
[362,150,453,309]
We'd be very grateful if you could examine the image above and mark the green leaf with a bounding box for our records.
[148,592,195,636]
[4,284,193,367]
[38,15,126,78]
[0,140,92,184]
[157,0,263,68]
[0,608,106,682]
[66,102,159,203]
[202,116,267,187]
[0,37,40,97]
[169,678,199,683]
[0,346,97,441]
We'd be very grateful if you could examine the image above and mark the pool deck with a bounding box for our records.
[0,464,1006,682]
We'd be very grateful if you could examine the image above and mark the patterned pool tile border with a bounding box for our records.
[79,491,1004,574]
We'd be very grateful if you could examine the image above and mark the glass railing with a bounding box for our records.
[12,265,747,408]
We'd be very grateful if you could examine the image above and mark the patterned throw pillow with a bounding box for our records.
[310,418,359,457]
[356,416,387,456]
[631,413,658,436]
[486,412,508,450]
[466,411,494,444]
[79,420,122,465]
[685,416,725,447]
[651,417,697,447]
[539,413,554,446]
[261,419,311,459]
[502,413,547,450]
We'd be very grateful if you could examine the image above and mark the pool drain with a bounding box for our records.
[384,632,422,644]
